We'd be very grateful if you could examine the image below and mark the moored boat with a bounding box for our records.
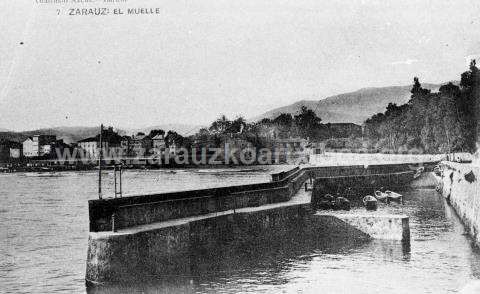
[385,191,403,203]
[333,197,351,211]
[374,190,389,202]
[363,195,378,211]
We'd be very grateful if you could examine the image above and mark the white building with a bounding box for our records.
[23,138,39,157]
[168,142,179,155]
[152,134,166,155]
[78,138,108,159]
[23,135,56,157]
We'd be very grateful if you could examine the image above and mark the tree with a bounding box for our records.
[293,106,322,139]
[148,129,165,138]
[273,113,294,127]
[165,130,184,147]
[209,115,231,135]
[228,117,247,134]
[259,118,272,125]
[364,63,479,154]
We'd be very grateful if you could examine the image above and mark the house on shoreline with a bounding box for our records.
[77,127,123,159]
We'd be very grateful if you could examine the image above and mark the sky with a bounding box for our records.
[0,0,479,131]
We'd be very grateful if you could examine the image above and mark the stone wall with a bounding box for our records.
[86,202,373,285]
[85,162,437,285]
[311,170,414,204]
[316,214,410,241]
[86,203,312,284]
[441,162,480,245]
[88,162,437,232]
[89,169,307,232]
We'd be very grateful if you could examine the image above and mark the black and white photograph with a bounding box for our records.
[1,0,480,293]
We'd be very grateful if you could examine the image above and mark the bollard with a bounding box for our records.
[111,213,117,232]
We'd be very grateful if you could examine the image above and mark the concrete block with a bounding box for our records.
[316,213,410,241]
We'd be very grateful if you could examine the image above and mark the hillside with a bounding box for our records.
[0,126,111,144]
[252,83,444,124]
[0,124,203,144]
[126,124,203,137]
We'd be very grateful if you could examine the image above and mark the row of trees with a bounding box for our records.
[163,103,367,152]
[365,61,479,153]
[190,106,342,149]
[258,106,323,139]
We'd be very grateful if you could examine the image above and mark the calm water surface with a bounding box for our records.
[1,167,480,293]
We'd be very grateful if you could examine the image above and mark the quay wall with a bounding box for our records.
[86,204,311,284]
[441,162,480,245]
[315,213,410,241]
[86,161,438,285]
[89,174,301,232]
[86,202,373,285]
[89,162,438,232]
[114,186,291,230]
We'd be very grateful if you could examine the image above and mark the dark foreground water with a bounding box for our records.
[2,168,480,293]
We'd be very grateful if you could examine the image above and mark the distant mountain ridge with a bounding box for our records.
[0,126,111,144]
[252,83,447,124]
[0,124,203,144]
[125,124,203,137]
[0,82,454,143]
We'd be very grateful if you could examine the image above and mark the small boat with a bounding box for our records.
[323,194,334,202]
[374,190,389,202]
[315,194,335,210]
[363,195,378,211]
[333,197,351,211]
[385,191,403,203]
[317,200,333,210]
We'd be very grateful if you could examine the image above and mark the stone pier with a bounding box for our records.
[85,162,437,285]
[440,162,480,246]
[315,213,410,241]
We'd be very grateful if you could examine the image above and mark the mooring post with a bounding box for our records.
[119,165,122,197]
[233,193,237,214]
[114,166,117,198]
[98,124,103,199]
[111,212,117,232]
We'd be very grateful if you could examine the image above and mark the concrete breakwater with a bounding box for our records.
[86,162,437,285]
[441,162,480,245]
[316,213,410,241]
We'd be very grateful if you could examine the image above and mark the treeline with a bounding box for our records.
[190,106,324,149]
[365,61,479,154]
[188,106,359,149]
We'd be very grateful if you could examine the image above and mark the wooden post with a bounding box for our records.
[119,165,122,197]
[114,166,117,198]
[111,212,117,232]
[98,124,103,199]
